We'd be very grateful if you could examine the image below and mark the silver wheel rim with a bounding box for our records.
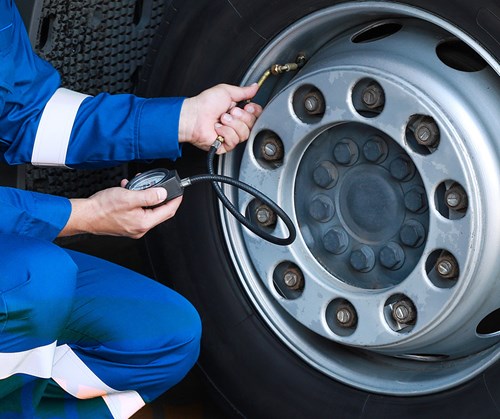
[220,2,500,395]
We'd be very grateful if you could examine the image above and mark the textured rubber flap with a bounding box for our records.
[25,0,166,198]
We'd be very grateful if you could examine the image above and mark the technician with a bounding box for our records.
[0,0,262,417]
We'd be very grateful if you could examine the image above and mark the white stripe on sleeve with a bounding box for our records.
[31,88,91,167]
[52,344,145,419]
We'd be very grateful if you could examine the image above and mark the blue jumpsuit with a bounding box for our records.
[0,1,202,417]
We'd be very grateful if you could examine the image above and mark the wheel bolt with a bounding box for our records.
[304,92,325,115]
[391,299,416,324]
[255,204,277,227]
[362,83,385,109]
[323,227,349,255]
[379,242,405,270]
[283,267,304,290]
[390,157,415,181]
[362,136,387,163]
[261,135,284,161]
[350,245,375,272]
[336,303,357,328]
[436,253,459,279]
[264,143,277,156]
[444,184,468,212]
[333,139,358,166]
[313,161,338,189]
[399,221,426,248]
[413,116,440,148]
[309,195,335,223]
[404,187,428,213]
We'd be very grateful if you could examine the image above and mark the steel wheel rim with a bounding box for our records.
[219,2,500,395]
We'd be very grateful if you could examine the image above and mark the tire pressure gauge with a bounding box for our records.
[124,141,296,245]
[125,168,185,205]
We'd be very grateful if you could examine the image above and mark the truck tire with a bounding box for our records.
[140,1,500,417]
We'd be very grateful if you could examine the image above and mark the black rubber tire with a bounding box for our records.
[140,1,500,418]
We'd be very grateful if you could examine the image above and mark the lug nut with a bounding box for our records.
[389,156,415,181]
[323,227,349,255]
[404,187,428,213]
[363,136,388,163]
[283,267,304,290]
[413,116,440,148]
[350,245,375,272]
[444,183,468,212]
[333,139,359,166]
[309,195,335,223]
[435,253,459,279]
[261,135,284,161]
[335,303,357,328]
[379,242,405,270]
[391,298,416,324]
[304,92,325,115]
[255,204,277,227]
[313,161,338,189]
[399,221,426,248]
[362,83,385,109]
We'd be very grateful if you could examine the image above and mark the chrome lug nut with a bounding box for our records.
[436,253,459,279]
[445,184,468,212]
[303,92,325,115]
[391,299,416,324]
[336,303,357,328]
[283,267,304,290]
[261,135,284,161]
[362,83,385,109]
[264,143,277,157]
[413,116,440,147]
[255,204,277,227]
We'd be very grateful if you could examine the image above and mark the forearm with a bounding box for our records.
[58,198,92,237]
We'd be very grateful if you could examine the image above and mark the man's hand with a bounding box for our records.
[179,83,263,154]
[60,83,263,239]
[59,186,182,238]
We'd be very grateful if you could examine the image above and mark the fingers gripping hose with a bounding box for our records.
[128,57,306,245]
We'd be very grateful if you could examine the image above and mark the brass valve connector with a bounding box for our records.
[256,55,306,89]
[271,62,300,75]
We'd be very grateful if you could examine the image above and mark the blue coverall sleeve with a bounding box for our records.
[0,1,184,169]
[0,0,185,239]
[0,186,71,240]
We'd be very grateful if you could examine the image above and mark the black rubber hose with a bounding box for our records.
[187,145,296,246]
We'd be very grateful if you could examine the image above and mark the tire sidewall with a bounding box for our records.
[142,1,500,417]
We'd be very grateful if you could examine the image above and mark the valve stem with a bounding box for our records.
[257,54,306,88]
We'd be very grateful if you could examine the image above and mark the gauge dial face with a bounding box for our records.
[128,171,167,190]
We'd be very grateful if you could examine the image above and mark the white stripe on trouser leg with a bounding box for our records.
[0,341,56,380]
[52,344,145,419]
[31,88,91,167]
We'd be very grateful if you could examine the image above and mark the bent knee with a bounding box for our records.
[156,299,202,384]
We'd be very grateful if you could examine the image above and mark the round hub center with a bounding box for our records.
[295,123,429,289]
[340,165,405,243]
